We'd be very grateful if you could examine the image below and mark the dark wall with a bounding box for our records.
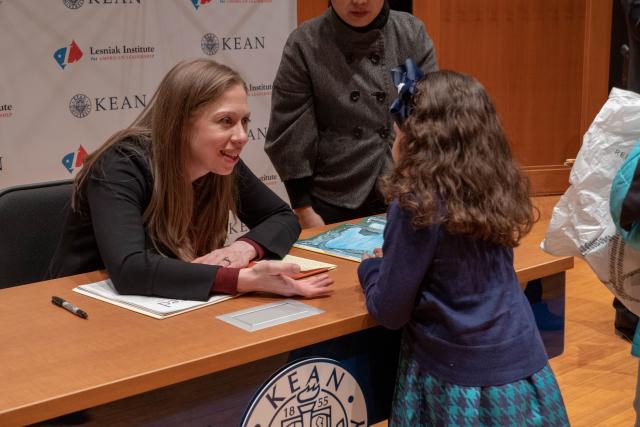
[389,0,412,14]
[610,0,630,91]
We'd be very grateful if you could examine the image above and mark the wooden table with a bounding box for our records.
[0,208,572,426]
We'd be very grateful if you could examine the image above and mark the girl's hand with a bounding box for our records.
[192,240,257,268]
[362,247,383,260]
[237,260,333,298]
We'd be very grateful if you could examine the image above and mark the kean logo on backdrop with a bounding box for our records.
[0,104,13,119]
[247,126,267,142]
[241,357,367,427]
[201,33,265,56]
[69,94,91,118]
[53,40,83,70]
[201,33,220,56]
[69,93,147,118]
[61,145,87,173]
[63,0,141,9]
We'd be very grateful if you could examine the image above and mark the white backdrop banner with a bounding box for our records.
[0,0,293,209]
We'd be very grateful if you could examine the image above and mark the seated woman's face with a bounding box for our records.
[186,84,250,182]
[331,0,384,27]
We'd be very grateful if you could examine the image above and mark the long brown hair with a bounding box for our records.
[381,70,536,247]
[73,59,247,259]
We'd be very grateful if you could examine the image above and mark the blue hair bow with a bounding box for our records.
[389,58,423,125]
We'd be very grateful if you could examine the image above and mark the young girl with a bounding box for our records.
[358,70,569,426]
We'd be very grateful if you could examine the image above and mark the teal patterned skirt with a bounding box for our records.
[390,338,570,426]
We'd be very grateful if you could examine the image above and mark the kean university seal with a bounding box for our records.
[241,357,367,427]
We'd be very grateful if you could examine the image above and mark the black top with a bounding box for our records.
[47,139,301,301]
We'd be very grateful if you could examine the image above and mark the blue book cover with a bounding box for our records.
[293,216,386,262]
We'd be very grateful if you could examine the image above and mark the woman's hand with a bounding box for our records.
[361,247,383,260]
[237,260,333,298]
[192,240,257,268]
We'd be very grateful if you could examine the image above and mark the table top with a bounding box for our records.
[0,204,572,426]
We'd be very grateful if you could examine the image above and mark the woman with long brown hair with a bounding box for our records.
[48,58,332,300]
[358,68,568,425]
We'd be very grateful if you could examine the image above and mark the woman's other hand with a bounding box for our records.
[192,240,257,268]
[237,260,333,298]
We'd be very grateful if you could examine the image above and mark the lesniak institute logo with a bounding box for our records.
[69,93,147,118]
[248,82,272,97]
[241,357,367,427]
[0,104,13,118]
[88,44,155,61]
[259,173,278,187]
[62,145,87,173]
[201,33,265,56]
[63,0,141,9]
[53,40,83,70]
[191,0,212,9]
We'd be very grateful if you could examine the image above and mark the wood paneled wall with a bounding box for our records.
[297,1,612,195]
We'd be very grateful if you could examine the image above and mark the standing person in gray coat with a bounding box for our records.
[265,0,438,228]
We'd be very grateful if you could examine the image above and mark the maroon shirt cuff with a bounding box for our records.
[212,267,240,295]
[237,237,265,260]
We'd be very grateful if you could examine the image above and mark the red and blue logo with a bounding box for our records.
[191,0,212,9]
[53,40,83,70]
[62,145,87,173]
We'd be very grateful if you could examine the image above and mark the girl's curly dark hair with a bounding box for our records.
[380,70,536,247]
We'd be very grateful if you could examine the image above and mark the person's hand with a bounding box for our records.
[192,240,257,268]
[294,206,325,229]
[237,260,333,298]
[361,247,383,260]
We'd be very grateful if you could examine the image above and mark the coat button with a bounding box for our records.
[374,92,386,103]
[345,52,354,64]
[350,90,360,102]
[378,127,389,139]
[369,53,381,65]
[352,126,363,139]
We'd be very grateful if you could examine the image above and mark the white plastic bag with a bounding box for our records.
[542,88,640,315]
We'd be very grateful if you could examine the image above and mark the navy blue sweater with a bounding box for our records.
[358,201,548,386]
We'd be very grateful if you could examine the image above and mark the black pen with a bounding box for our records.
[52,296,88,319]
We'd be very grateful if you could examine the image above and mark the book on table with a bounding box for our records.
[294,215,386,262]
[73,254,337,319]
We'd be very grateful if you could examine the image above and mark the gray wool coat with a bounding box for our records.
[265,8,437,210]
